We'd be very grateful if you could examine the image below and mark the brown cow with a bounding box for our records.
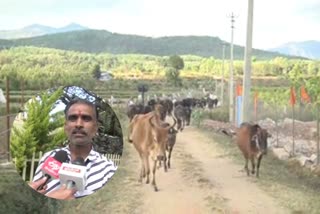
[128,112,176,191]
[236,122,270,178]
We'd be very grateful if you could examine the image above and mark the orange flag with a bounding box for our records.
[236,84,242,96]
[300,86,311,103]
[290,87,296,106]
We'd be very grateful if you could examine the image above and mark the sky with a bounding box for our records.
[0,0,319,50]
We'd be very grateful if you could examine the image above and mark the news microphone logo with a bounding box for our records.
[36,150,68,191]
[42,157,62,178]
[59,157,87,191]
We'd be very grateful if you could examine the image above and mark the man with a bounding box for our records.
[30,98,117,199]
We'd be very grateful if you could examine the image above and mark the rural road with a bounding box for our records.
[123,125,289,214]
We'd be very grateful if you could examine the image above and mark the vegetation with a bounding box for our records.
[0,47,319,93]
[0,30,303,60]
[10,87,65,172]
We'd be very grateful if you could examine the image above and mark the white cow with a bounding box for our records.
[0,88,6,104]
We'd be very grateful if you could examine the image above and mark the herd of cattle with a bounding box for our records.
[126,97,271,191]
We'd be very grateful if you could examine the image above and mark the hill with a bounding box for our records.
[0,30,305,60]
[269,40,320,59]
[0,23,89,39]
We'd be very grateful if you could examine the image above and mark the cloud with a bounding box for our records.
[0,0,318,49]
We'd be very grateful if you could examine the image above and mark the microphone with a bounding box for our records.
[36,150,68,191]
[59,157,87,191]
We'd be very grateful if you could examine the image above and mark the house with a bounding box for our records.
[99,71,113,81]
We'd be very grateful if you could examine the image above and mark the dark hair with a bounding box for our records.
[64,98,99,120]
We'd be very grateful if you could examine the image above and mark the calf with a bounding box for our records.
[236,122,270,178]
[159,121,178,172]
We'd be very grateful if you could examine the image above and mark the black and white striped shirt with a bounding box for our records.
[33,146,117,198]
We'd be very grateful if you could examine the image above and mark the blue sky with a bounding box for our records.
[0,0,319,50]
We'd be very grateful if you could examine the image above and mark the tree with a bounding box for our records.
[168,55,184,70]
[10,87,65,172]
[165,55,184,86]
[92,64,101,79]
[165,67,182,87]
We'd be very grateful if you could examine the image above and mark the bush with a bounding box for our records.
[191,107,229,127]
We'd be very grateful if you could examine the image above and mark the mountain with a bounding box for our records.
[0,23,89,39]
[0,30,306,60]
[269,40,320,59]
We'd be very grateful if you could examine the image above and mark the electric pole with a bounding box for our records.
[241,0,254,123]
[220,43,226,106]
[228,12,237,124]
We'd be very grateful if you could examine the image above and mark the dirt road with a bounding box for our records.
[125,126,289,214]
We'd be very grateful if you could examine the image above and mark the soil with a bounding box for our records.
[125,125,289,214]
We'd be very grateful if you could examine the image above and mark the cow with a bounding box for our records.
[235,122,270,178]
[160,122,178,171]
[154,103,166,121]
[128,112,176,191]
[207,97,218,109]
[173,104,192,132]
[126,104,152,121]
[159,99,174,117]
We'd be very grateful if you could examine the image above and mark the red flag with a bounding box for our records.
[300,86,311,103]
[290,87,296,106]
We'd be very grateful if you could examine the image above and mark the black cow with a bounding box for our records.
[173,104,192,132]
[126,104,152,121]
[207,98,218,109]
[159,99,174,117]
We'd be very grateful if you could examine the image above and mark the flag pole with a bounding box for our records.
[290,86,296,157]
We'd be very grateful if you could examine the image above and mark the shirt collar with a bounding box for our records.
[61,145,100,164]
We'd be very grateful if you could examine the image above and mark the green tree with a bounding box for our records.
[165,55,184,86]
[91,64,101,79]
[10,87,65,172]
[168,55,184,70]
[165,67,182,87]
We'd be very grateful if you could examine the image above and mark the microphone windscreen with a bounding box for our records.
[72,157,85,166]
[53,150,69,163]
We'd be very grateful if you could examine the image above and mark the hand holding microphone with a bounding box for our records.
[36,150,68,191]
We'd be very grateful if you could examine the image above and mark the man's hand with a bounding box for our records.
[46,184,76,200]
[29,177,47,194]
[29,178,76,200]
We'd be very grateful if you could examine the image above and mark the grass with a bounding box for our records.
[59,142,144,214]
[199,126,320,214]
[0,162,53,214]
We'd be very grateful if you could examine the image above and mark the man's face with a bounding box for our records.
[64,103,98,146]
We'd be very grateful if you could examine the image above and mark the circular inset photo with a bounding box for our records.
[10,85,123,200]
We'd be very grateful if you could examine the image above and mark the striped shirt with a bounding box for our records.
[33,146,117,198]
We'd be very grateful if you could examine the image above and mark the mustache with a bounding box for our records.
[72,129,87,135]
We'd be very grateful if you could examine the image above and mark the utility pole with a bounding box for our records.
[241,0,254,123]
[228,12,237,124]
[220,43,226,106]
